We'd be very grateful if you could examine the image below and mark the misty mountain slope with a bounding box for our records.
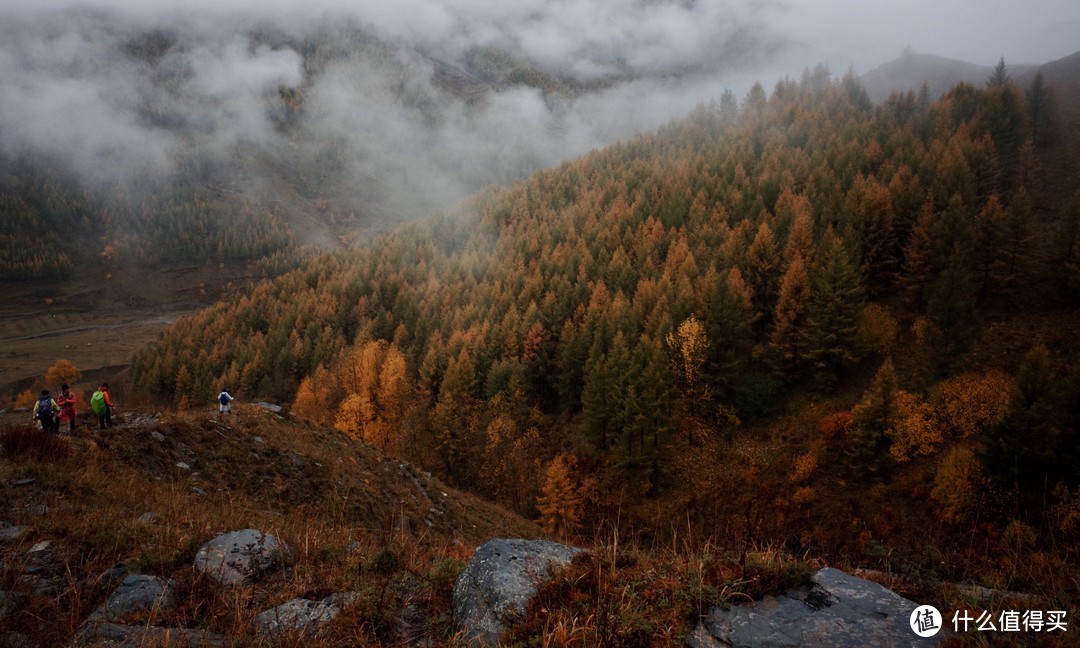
[125,67,1080,547]
[859,51,1038,103]
[0,6,823,284]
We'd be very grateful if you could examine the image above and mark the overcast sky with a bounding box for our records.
[1,0,1077,220]
[7,0,1078,69]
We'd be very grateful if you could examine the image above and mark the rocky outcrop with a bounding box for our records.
[689,567,941,647]
[256,592,360,639]
[453,538,583,647]
[193,529,290,587]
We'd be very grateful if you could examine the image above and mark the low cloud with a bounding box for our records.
[0,1,1076,220]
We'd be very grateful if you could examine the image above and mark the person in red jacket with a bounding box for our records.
[57,383,78,435]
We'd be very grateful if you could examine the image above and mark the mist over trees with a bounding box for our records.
[0,4,828,280]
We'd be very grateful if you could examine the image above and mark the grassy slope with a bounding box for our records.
[0,405,537,645]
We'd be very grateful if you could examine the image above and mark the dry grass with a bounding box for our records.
[0,405,537,646]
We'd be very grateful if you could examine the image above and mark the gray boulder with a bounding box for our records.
[74,574,209,647]
[254,402,283,414]
[690,567,941,647]
[94,574,175,622]
[453,538,583,647]
[256,592,359,639]
[193,529,290,587]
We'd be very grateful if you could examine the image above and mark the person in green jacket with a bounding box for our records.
[90,383,114,429]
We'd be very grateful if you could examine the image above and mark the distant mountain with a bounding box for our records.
[1019,49,1080,135]
[860,52,1037,103]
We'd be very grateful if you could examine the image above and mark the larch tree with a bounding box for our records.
[900,199,936,312]
[745,222,780,335]
[536,454,583,539]
[667,314,710,425]
[768,256,812,377]
[998,188,1034,305]
[973,194,1007,301]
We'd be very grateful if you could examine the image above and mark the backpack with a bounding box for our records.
[219,392,230,407]
[90,390,107,415]
[37,396,53,419]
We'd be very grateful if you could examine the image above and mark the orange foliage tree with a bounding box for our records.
[45,359,81,388]
[536,454,583,539]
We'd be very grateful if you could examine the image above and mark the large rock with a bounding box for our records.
[74,574,220,647]
[93,574,175,622]
[453,538,583,647]
[690,567,941,647]
[193,529,290,587]
[256,592,359,639]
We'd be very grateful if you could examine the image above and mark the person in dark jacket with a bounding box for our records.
[33,390,59,433]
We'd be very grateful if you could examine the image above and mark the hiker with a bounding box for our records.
[57,383,78,435]
[91,383,114,429]
[32,390,59,433]
[218,388,234,417]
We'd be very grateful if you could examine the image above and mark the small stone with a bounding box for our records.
[175,462,190,471]
[0,524,29,542]
[190,487,207,496]
[256,593,359,638]
[151,431,166,442]
[28,541,50,554]
[138,512,159,524]
[11,479,35,487]
[253,436,264,443]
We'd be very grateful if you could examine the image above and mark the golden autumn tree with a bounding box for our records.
[45,359,81,388]
[931,446,986,524]
[292,365,336,425]
[667,314,710,428]
[331,340,412,450]
[536,454,583,539]
[768,256,811,376]
[888,390,940,462]
[938,369,1014,439]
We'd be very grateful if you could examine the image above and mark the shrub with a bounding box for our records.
[0,426,69,461]
[818,411,852,439]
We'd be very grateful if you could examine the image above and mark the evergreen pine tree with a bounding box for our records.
[850,358,899,476]
[807,230,865,386]
[926,252,978,372]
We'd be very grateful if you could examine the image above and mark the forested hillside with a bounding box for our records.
[129,68,1080,585]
